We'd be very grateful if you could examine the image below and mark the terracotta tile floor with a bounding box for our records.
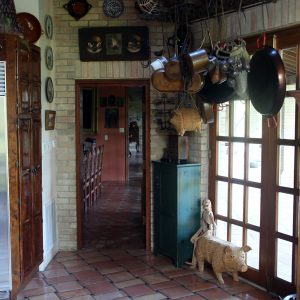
[16,154,280,300]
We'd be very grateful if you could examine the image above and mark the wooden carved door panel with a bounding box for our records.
[32,116,43,263]
[18,116,34,277]
[16,41,30,114]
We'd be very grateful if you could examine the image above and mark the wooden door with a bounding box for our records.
[32,115,43,264]
[18,116,34,278]
[98,86,126,181]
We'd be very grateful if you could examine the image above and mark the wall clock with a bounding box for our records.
[45,46,53,70]
[45,15,53,39]
[103,0,124,18]
[45,77,54,103]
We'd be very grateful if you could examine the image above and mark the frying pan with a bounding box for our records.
[247,46,286,117]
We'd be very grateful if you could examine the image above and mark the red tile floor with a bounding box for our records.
[16,152,280,300]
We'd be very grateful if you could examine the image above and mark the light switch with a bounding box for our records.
[104,134,108,141]
[119,128,124,133]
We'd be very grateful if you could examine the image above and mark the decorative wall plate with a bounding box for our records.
[45,77,54,103]
[103,0,124,18]
[16,12,42,43]
[63,0,92,20]
[45,46,53,70]
[45,15,53,39]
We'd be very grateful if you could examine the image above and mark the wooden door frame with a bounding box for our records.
[75,79,151,251]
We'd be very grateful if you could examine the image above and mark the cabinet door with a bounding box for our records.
[31,82,41,113]
[18,117,34,277]
[32,116,43,263]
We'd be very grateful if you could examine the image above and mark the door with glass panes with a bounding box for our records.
[209,38,299,296]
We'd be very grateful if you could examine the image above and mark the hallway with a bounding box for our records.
[16,153,278,300]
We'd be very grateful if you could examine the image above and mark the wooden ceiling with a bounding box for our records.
[137,0,276,22]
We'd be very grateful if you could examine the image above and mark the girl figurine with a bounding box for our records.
[186,199,217,267]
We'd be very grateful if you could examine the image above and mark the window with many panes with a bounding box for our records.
[209,28,300,296]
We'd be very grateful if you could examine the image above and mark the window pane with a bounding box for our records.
[233,101,245,137]
[281,47,296,90]
[278,145,295,188]
[279,97,296,140]
[277,193,294,236]
[217,141,228,176]
[248,143,261,183]
[216,220,227,240]
[217,104,229,136]
[216,181,228,217]
[247,229,260,270]
[276,239,293,282]
[231,184,244,221]
[232,142,244,179]
[247,187,261,226]
[249,102,262,138]
[231,224,243,247]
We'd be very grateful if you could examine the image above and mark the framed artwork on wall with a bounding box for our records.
[45,110,56,130]
[78,26,149,61]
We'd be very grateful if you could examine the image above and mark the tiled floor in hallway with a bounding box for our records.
[16,153,279,300]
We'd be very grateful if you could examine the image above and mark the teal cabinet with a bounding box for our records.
[153,161,201,267]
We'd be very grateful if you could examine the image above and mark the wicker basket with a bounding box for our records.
[170,108,202,136]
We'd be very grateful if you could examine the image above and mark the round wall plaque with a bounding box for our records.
[45,15,53,39]
[45,46,53,70]
[103,0,124,18]
[45,77,54,103]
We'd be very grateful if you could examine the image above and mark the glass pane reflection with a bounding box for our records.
[247,187,261,226]
[217,104,229,136]
[217,141,228,176]
[231,224,243,247]
[233,101,245,137]
[216,181,228,217]
[248,144,261,182]
[232,142,244,179]
[247,229,260,270]
[216,219,227,241]
[231,184,244,221]
[279,97,296,140]
[276,239,292,282]
[277,193,294,236]
[278,145,294,188]
[249,103,262,138]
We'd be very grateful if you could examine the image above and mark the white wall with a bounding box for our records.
[14,0,58,270]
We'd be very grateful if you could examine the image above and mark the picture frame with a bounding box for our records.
[45,110,56,130]
[78,26,149,61]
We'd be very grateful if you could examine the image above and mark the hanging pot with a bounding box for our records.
[151,69,204,93]
[185,49,209,74]
[150,56,168,72]
[0,0,17,34]
[164,57,182,81]
[247,46,286,117]
[197,73,236,104]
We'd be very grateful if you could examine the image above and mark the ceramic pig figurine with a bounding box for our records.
[195,235,251,284]
[169,108,202,136]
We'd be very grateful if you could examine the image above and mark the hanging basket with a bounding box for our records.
[0,0,17,34]
[170,108,202,136]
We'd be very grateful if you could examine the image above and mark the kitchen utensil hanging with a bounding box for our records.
[247,3,286,124]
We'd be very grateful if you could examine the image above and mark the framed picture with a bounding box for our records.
[78,26,149,61]
[45,110,56,130]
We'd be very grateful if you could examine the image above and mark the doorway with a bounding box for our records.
[75,79,151,250]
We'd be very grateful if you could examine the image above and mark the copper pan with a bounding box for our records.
[151,69,204,93]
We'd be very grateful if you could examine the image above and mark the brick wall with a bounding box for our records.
[53,0,209,250]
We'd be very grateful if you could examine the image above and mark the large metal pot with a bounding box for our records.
[247,46,286,116]
[185,49,209,73]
